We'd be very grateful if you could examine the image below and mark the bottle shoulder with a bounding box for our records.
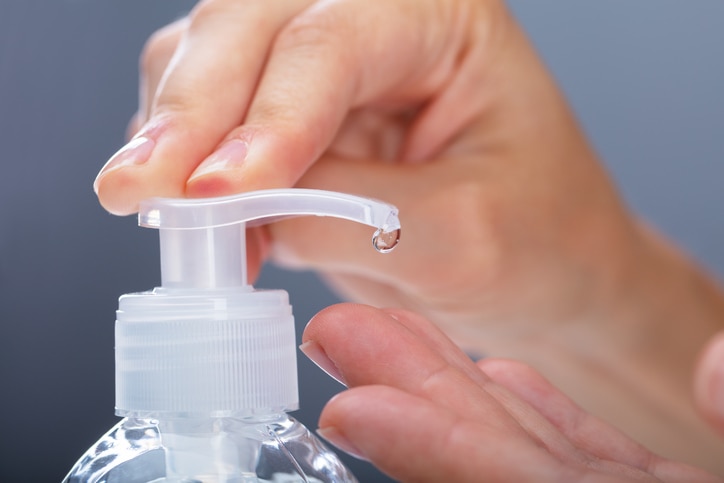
[63,416,357,483]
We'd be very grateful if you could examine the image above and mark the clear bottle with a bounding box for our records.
[64,189,401,483]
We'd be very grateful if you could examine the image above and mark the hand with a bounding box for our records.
[301,303,720,482]
[95,0,630,320]
[93,0,724,469]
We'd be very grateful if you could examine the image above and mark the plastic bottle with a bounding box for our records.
[63,189,401,483]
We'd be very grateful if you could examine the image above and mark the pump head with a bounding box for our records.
[138,188,401,289]
[115,189,400,418]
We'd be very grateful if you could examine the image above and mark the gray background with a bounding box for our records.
[0,1,722,481]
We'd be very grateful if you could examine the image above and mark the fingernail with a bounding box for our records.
[299,340,346,386]
[189,139,248,180]
[317,427,368,461]
[94,136,155,193]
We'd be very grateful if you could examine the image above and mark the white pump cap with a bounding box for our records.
[114,189,400,418]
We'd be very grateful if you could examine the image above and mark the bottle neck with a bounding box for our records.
[157,414,292,480]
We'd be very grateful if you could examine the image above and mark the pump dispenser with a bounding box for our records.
[64,189,401,483]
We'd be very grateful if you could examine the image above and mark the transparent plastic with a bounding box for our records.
[114,288,299,418]
[63,415,357,482]
[65,189,400,483]
[139,189,401,289]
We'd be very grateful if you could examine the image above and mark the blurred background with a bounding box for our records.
[0,1,722,481]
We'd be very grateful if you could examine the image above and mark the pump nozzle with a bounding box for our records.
[116,189,400,417]
[138,189,400,289]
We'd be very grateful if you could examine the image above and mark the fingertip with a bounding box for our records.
[301,304,408,389]
[185,145,247,199]
[318,387,415,466]
[94,136,156,191]
[694,331,724,435]
[185,171,242,199]
[94,163,149,216]
[185,126,315,198]
[302,303,384,344]
[186,139,249,187]
[97,113,233,214]
[95,159,186,216]
[318,386,494,482]
[316,426,369,462]
[302,337,347,385]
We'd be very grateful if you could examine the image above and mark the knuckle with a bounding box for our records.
[187,0,230,28]
[275,4,346,54]
[152,89,200,118]
[140,20,185,74]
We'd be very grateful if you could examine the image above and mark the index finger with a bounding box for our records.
[94,0,312,215]
[304,304,543,438]
[185,0,503,196]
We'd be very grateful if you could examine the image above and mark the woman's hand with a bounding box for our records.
[95,0,632,360]
[93,0,724,470]
[301,303,720,482]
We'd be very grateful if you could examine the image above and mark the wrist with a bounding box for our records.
[600,221,724,395]
[544,221,724,472]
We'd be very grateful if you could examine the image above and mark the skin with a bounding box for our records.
[93,0,724,476]
[302,303,720,482]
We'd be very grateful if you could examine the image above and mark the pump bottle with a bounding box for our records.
[63,189,401,483]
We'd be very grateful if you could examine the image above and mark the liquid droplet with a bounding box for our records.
[372,228,400,253]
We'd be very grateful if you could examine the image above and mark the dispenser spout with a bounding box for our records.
[138,189,401,289]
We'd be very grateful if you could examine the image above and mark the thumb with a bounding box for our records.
[694,331,724,436]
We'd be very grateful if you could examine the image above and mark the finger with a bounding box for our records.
[184,0,488,196]
[694,331,724,435]
[318,385,566,483]
[301,300,491,388]
[381,307,490,386]
[307,305,695,481]
[125,20,186,141]
[136,17,188,128]
[94,0,312,215]
[399,10,507,163]
[303,304,544,439]
[477,358,671,477]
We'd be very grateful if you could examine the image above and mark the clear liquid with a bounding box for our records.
[63,416,357,483]
[372,228,400,253]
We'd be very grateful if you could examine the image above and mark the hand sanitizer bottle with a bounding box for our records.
[63,189,401,483]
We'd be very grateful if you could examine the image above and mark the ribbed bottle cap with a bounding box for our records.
[115,287,298,418]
